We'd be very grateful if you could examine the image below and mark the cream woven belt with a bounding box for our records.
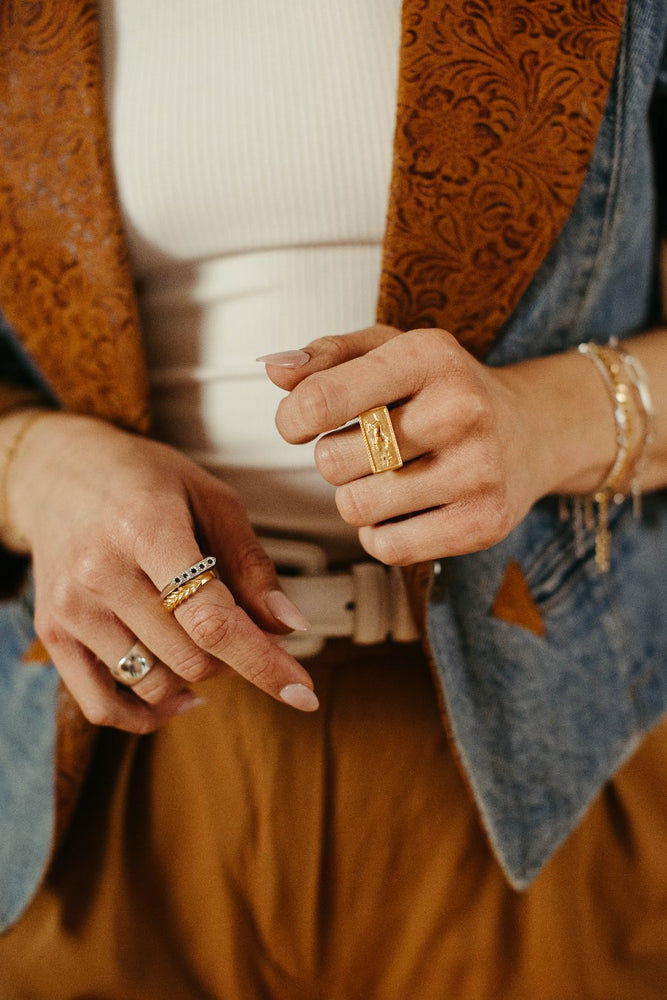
[262,537,420,658]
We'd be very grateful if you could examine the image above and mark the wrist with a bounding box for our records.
[494,349,618,500]
[0,408,55,552]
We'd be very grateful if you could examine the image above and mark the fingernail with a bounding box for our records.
[264,589,310,631]
[279,683,319,712]
[256,349,311,367]
[174,695,208,716]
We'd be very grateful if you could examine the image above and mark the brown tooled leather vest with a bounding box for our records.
[0,1,625,846]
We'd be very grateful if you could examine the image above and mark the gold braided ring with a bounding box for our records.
[162,570,217,612]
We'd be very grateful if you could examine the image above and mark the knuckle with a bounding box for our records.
[335,484,369,527]
[370,530,406,567]
[184,600,242,655]
[314,434,344,482]
[71,546,111,593]
[49,576,80,622]
[173,647,217,684]
[233,536,275,582]
[131,671,174,704]
[294,375,339,434]
[420,329,459,379]
[464,387,494,432]
[80,695,159,735]
[114,494,153,547]
[486,487,513,543]
[34,613,65,651]
[242,655,273,689]
[78,696,115,728]
[117,491,191,557]
[306,334,350,367]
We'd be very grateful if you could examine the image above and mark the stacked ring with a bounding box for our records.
[162,568,218,612]
[159,556,217,600]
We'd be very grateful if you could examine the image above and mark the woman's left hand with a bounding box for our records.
[264,324,613,565]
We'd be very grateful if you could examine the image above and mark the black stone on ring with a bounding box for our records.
[159,556,217,600]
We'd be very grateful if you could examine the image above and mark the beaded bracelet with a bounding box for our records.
[568,342,653,572]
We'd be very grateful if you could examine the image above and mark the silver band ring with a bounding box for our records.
[110,640,156,687]
[159,556,217,600]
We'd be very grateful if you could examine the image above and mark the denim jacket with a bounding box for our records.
[1,0,667,931]
[428,0,667,887]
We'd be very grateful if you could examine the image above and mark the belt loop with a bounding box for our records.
[351,563,391,644]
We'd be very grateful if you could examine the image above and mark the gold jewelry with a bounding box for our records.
[612,340,654,518]
[359,406,403,474]
[162,569,217,612]
[571,342,653,572]
[159,556,217,600]
[0,409,49,551]
[110,640,156,686]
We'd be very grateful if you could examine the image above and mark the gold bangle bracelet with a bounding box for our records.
[571,342,652,572]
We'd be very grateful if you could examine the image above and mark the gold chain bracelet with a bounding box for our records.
[568,342,653,572]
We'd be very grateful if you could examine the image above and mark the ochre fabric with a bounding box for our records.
[2,641,667,998]
[376,0,625,358]
[0,0,625,843]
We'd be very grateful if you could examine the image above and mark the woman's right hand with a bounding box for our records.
[2,410,318,732]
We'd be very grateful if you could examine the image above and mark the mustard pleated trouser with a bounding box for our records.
[2,640,667,999]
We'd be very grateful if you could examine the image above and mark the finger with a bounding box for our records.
[358,494,513,566]
[111,556,316,706]
[275,328,458,444]
[169,578,318,709]
[89,485,317,709]
[334,455,450,528]
[45,633,195,734]
[262,324,399,391]
[334,430,508,527]
[188,478,310,633]
[128,519,318,709]
[54,594,208,711]
[87,624,202,708]
[314,398,442,486]
[91,567,235,692]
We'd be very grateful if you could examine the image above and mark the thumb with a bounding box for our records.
[258,323,400,392]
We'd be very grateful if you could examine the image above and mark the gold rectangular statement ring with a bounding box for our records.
[358,405,403,474]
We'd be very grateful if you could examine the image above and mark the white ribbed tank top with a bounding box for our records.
[99,1,401,554]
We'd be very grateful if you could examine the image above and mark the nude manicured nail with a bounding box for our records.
[265,589,310,631]
[256,349,311,367]
[279,683,319,712]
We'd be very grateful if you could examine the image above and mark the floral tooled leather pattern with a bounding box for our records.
[376,0,626,358]
[0,0,149,431]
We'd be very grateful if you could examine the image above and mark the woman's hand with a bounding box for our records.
[3,411,318,733]
[264,325,619,565]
